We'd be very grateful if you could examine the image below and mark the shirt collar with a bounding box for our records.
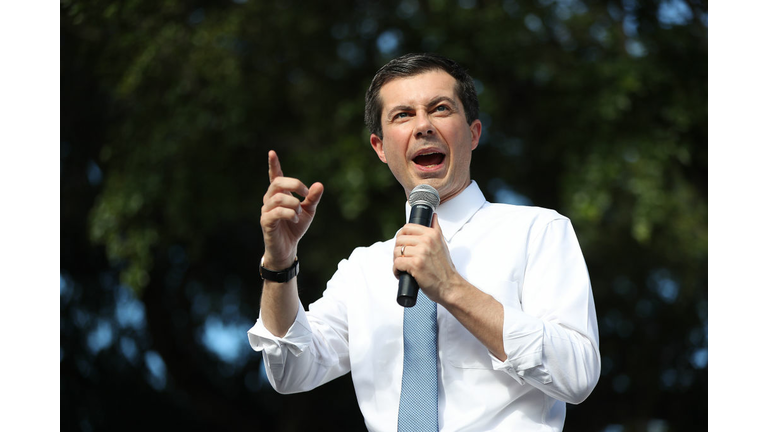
[404,180,486,242]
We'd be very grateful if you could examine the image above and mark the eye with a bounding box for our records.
[394,112,409,119]
[434,105,450,113]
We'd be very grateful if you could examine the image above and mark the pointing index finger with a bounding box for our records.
[268,150,284,183]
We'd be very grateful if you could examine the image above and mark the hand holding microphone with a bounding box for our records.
[396,185,441,307]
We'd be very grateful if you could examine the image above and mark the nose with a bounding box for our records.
[413,111,434,138]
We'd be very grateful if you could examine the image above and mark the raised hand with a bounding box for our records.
[260,150,324,270]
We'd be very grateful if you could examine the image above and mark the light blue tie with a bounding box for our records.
[398,289,439,431]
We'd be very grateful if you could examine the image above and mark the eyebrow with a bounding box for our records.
[385,96,459,120]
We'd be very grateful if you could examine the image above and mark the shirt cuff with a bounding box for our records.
[490,303,548,385]
[247,305,313,360]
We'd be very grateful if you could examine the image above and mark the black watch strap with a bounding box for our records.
[259,256,299,283]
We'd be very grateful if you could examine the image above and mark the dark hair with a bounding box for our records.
[364,53,479,138]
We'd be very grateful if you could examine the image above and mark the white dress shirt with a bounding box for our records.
[248,181,600,431]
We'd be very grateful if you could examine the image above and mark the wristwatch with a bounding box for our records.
[259,256,299,283]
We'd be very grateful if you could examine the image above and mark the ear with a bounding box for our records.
[469,119,482,151]
[370,134,387,163]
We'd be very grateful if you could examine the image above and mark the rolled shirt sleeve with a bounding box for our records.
[247,258,355,394]
[248,304,313,369]
[488,217,601,403]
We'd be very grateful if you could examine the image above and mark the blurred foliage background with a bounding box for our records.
[61,0,707,430]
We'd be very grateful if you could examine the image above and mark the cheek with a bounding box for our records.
[381,148,404,173]
[384,134,409,156]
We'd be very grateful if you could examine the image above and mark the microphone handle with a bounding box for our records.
[397,204,434,307]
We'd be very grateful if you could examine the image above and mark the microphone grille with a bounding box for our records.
[408,184,440,210]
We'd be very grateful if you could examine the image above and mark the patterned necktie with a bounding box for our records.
[398,289,439,431]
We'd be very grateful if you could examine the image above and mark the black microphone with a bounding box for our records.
[397,184,440,308]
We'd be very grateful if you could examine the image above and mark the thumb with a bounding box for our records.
[302,182,324,213]
[431,213,442,233]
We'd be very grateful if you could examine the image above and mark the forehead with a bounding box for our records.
[379,70,459,109]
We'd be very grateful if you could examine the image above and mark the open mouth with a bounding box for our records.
[413,152,445,167]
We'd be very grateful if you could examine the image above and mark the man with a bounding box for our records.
[248,53,600,431]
